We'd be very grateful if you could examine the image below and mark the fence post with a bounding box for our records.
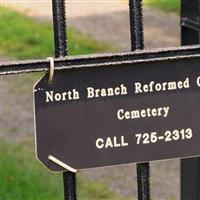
[129,1,151,199]
[181,0,200,199]
[52,1,77,200]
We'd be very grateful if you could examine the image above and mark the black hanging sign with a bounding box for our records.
[34,57,200,172]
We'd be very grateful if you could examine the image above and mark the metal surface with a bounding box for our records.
[181,0,200,200]
[52,0,68,57]
[63,172,77,200]
[182,17,200,32]
[129,0,150,199]
[129,0,137,51]
[34,55,200,171]
[137,163,150,200]
[1,45,200,75]
[181,0,200,45]
[129,0,144,50]
[52,0,77,200]
[134,0,144,50]
[181,158,200,200]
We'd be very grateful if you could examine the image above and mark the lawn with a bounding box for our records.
[0,6,113,60]
[144,0,180,13]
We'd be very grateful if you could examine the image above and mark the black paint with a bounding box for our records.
[181,0,200,200]
[1,45,200,75]
[52,0,77,199]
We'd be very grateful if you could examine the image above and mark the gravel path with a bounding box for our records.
[69,8,179,50]
[1,3,180,200]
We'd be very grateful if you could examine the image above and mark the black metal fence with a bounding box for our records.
[181,1,200,200]
[1,0,200,199]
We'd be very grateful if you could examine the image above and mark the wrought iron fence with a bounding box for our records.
[1,0,200,199]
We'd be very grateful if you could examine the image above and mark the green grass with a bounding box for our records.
[0,6,113,60]
[144,0,180,13]
[0,140,128,200]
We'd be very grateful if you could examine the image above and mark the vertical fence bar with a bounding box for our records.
[52,0,68,57]
[181,0,200,199]
[134,0,144,50]
[137,163,150,200]
[129,0,137,51]
[52,1,77,200]
[129,1,150,200]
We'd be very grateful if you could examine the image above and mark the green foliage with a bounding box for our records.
[144,0,180,13]
[0,140,127,200]
[0,6,113,60]
[0,140,63,200]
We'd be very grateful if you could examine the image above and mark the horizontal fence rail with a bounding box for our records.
[1,45,200,75]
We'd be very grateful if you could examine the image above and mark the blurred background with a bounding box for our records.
[1,0,180,199]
